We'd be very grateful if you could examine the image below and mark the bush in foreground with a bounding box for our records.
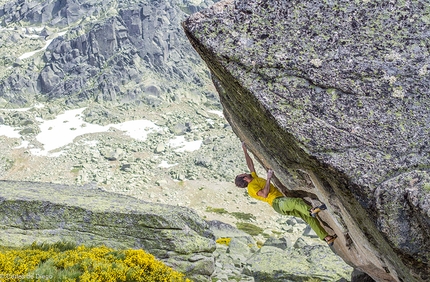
[0,242,190,282]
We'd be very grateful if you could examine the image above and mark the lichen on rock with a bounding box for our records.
[183,0,430,281]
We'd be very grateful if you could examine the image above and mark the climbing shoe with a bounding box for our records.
[310,203,327,217]
[325,234,337,246]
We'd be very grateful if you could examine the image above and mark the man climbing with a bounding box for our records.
[235,142,337,246]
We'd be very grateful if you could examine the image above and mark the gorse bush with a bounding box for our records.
[215,238,231,246]
[0,242,191,282]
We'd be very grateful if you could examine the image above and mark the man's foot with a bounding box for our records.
[324,234,337,246]
[310,203,327,217]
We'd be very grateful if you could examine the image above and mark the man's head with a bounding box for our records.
[235,173,252,188]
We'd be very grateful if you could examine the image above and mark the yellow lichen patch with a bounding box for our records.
[215,237,231,246]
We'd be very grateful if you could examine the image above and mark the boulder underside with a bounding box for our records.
[183,0,430,281]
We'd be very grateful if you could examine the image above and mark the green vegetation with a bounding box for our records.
[235,222,264,237]
[70,165,83,175]
[0,157,14,171]
[230,212,256,221]
[305,278,322,282]
[206,207,263,237]
[270,230,284,236]
[0,242,190,282]
[206,207,256,221]
[205,206,228,214]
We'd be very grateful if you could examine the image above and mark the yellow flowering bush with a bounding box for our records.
[215,237,231,246]
[0,248,54,277]
[0,243,191,282]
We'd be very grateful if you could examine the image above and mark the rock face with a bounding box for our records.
[208,220,352,282]
[0,0,217,107]
[0,180,216,281]
[183,1,430,281]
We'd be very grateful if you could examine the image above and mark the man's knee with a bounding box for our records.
[288,197,308,207]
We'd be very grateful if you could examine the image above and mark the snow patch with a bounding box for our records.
[0,125,21,138]
[208,110,223,117]
[2,107,163,156]
[18,32,67,60]
[158,160,178,168]
[15,140,29,149]
[169,136,202,152]
[112,120,162,141]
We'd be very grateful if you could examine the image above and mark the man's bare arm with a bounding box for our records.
[242,142,255,173]
[257,169,274,198]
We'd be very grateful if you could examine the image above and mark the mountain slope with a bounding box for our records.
[0,0,216,107]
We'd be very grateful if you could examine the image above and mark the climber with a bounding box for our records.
[235,142,337,246]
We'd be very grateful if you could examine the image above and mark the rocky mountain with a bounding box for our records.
[183,0,430,282]
[0,0,216,107]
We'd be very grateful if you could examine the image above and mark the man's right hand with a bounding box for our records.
[267,169,274,179]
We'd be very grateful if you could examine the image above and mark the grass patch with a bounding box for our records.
[206,206,228,214]
[30,241,78,252]
[236,222,264,237]
[271,230,284,236]
[206,207,256,221]
[230,212,256,221]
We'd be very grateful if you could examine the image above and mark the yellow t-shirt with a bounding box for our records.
[247,171,284,206]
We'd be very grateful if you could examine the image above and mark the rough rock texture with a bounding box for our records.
[208,220,352,282]
[183,0,430,281]
[244,244,351,282]
[0,0,217,107]
[0,180,216,281]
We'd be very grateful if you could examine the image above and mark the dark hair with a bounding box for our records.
[235,175,248,188]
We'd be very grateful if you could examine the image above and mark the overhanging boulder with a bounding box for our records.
[182,0,430,281]
[0,181,216,281]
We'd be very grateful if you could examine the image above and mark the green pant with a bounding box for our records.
[272,197,328,240]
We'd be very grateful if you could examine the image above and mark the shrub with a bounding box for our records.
[0,243,190,282]
[215,238,231,246]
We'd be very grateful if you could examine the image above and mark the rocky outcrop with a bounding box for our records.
[0,180,216,281]
[244,243,351,282]
[0,0,99,27]
[183,1,430,281]
[0,0,217,107]
[209,220,352,282]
